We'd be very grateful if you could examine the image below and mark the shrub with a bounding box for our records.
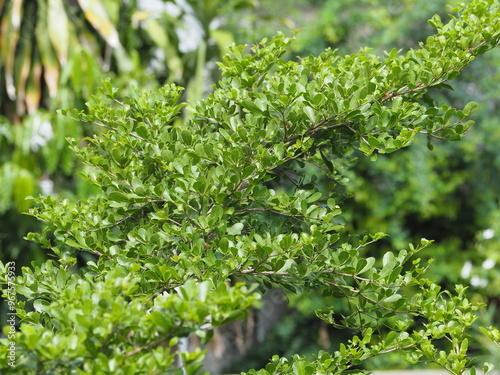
[2,0,500,373]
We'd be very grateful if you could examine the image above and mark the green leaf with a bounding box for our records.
[303,106,316,123]
[33,299,50,313]
[181,129,193,144]
[382,294,402,304]
[382,251,395,268]
[319,150,334,173]
[462,101,478,116]
[108,191,129,203]
[77,0,121,49]
[241,100,262,113]
[357,257,375,274]
[384,331,398,346]
[227,223,244,235]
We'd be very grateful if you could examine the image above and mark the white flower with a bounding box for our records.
[30,116,53,152]
[482,258,496,270]
[138,0,204,53]
[483,228,495,240]
[39,178,54,195]
[175,13,204,53]
[461,261,472,279]
[470,275,488,288]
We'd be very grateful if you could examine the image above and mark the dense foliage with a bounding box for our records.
[2,0,500,373]
[0,0,258,269]
[246,0,500,368]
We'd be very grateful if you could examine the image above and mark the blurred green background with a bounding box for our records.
[1,0,500,371]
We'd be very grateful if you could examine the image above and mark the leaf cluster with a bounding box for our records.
[2,0,500,373]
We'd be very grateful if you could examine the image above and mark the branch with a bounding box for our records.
[124,335,170,358]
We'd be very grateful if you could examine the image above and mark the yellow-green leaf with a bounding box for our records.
[77,0,121,48]
[47,0,69,64]
[144,18,182,82]
[14,37,31,116]
[0,0,23,100]
[303,106,316,123]
[25,50,42,114]
[13,167,35,212]
[37,0,60,98]
[210,29,234,55]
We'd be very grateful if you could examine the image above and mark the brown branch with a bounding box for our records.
[124,335,170,358]
[238,269,292,276]
[234,207,303,218]
[347,342,417,368]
